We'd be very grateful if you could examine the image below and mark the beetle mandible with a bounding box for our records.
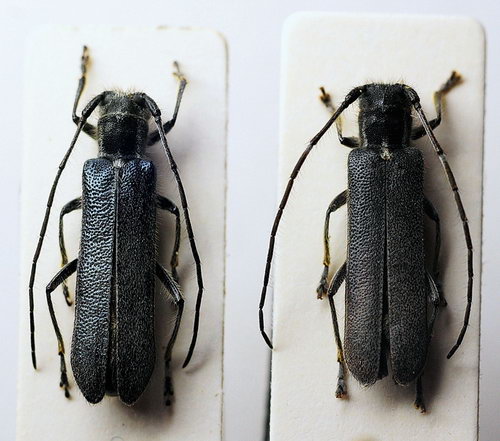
[28,46,204,405]
[259,72,473,412]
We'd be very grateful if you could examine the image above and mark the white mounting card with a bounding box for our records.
[270,13,484,441]
[18,27,226,441]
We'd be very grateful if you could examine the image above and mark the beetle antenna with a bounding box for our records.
[143,94,204,368]
[259,86,365,349]
[406,86,473,359]
[28,93,103,369]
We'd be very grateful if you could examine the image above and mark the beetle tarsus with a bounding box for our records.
[172,61,187,86]
[414,377,426,413]
[59,354,70,399]
[317,266,329,299]
[440,70,462,94]
[335,382,347,399]
[335,361,347,398]
[414,397,426,413]
[319,87,332,108]
[60,377,69,395]
[81,45,89,74]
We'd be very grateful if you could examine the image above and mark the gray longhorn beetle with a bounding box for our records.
[259,72,473,412]
[28,46,204,406]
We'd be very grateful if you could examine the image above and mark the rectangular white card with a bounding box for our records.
[18,27,226,441]
[270,13,484,441]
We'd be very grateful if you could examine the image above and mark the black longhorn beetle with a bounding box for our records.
[28,46,204,406]
[259,72,473,412]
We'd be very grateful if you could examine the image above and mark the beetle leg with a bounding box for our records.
[414,376,426,413]
[147,62,188,146]
[58,197,82,306]
[424,197,447,307]
[411,71,462,140]
[72,46,97,139]
[157,195,181,281]
[317,190,347,299]
[413,272,443,414]
[319,87,360,148]
[412,271,444,413]
[327,262,347,398]
[156,263,185,406]
[46,259,78,399]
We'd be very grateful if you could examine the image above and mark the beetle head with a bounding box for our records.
[358,84,413,149]
[97,91,151,157]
